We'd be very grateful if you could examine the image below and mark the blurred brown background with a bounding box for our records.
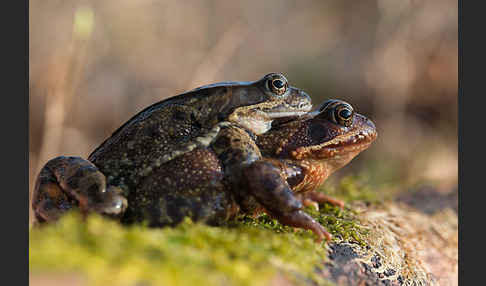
[29,0,457,223]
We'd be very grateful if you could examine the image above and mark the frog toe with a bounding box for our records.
[275,209,332,243]
[301,191,345,209]
[94,186,128,217]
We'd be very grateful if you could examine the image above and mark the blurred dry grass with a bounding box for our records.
[29,0,457,223]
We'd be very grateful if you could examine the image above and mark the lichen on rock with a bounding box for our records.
[320,202,457,286]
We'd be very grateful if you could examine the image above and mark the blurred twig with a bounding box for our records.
[186,20,250,88]
[30,5,94,225]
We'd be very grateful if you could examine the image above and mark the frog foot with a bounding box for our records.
[276,210,332,243]
[32,156,128,224]
[299,191,345,211]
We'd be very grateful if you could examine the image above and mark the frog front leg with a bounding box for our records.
[32,156,127,224]
[242,160,332,242]
[210,124,264,212]
[211,125,331,242]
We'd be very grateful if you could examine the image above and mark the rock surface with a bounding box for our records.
[319,201,458,286]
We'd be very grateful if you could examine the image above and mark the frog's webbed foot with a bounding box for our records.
[297,191,345,211]
[32,156,127,224]
[273,210,332,243]
[243,160,332,243]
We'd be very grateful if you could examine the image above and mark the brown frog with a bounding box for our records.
[33,96,376,243]
[32,73,312,223]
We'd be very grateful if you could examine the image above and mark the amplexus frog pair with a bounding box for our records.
[32,73,377,242]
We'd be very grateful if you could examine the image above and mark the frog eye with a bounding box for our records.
[334,104,354,127]
[267,76,288,96]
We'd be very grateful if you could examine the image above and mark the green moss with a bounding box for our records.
[236,203,367,248]
[30,211,338,286]
[310,205,368,247]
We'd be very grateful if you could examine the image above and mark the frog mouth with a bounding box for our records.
[267,110,311,118]
[324,129,376,148]
[265,102,313,119]
[291,128,377,160]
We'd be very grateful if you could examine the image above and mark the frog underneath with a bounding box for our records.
[129,99,376,242]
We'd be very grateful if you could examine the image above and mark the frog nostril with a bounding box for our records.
[299,90,311,102]
[366,118,376,130]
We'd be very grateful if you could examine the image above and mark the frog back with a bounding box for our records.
[87,82,260,192]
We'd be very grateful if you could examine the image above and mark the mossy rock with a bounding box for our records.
[29,178,457,286]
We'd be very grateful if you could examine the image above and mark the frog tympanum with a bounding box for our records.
[32,73,377,243]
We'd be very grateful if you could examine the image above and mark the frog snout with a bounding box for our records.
[365,118,378,138]
[356,114,376,131]
[299,89,311,99]
[355,115,378,140]
[291,89,312,111]
[366,118,376,130]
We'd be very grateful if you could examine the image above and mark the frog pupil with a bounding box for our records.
[339,109,352,119]
[273,79,284,89]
